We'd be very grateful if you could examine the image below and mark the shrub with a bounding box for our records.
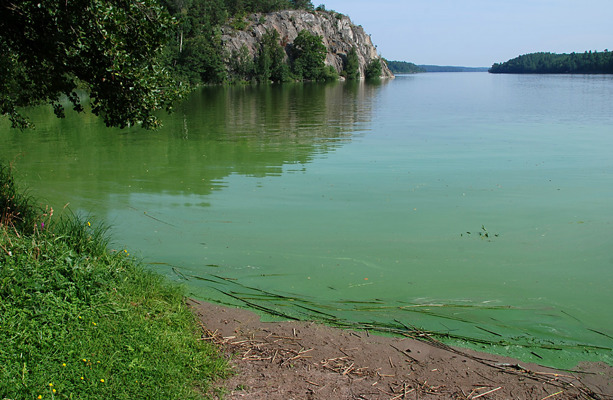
[365,58,382,79]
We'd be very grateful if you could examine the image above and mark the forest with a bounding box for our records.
[158,0,374,85]
[386,60,425,74]
[489,51,613,74]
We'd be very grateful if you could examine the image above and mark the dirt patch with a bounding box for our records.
[188,299,613,400]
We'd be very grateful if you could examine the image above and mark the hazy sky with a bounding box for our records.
[321,0,613,67]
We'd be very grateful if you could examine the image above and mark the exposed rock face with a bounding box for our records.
[221,10,394,79]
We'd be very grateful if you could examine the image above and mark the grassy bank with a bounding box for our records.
[0,164,228,399]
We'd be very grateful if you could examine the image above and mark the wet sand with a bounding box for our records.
[188,299,613,400]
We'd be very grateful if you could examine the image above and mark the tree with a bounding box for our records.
[290,30,327,81]
[178,34,226,84]
[256,29,290,83]
[364,58,382,79]
[161,0,227,85]
[0,0,183,129]
[343,47,360,80]
[230,45,255,82]
[291,0,314,9]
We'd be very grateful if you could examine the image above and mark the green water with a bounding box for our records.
[2,74,612,368]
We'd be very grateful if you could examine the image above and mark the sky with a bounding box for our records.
[321,0,613,67]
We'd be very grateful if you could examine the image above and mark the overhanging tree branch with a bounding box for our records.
[0,0,184,129]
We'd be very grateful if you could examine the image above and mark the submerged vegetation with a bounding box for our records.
[490,50,613,74]
[0,164,228,399]
[186,270,613,369]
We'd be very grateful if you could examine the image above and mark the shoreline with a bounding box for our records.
[188,298,613,400]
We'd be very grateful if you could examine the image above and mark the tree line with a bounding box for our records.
[489,51,613,74]
[385,60,425,74]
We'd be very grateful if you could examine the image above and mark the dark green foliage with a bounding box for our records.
[320,65,340,81]
[178,33,227,84]
[161,0,229,85]
[224,0,313,14]
[256,29,291,83]
[161,0,315,86]
[291,0,315,10]
[230,45,256,82]
[230,12,249,30]
[0,0,183,129]
[489,50,613,74]
[386,60,426,74]
[290,30,328,81]
[365,58,383,79]
[343,47,360,80]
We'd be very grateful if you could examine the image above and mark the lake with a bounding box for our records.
[1,73,612,368]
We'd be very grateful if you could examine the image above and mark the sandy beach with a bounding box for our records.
[188,299,613,400]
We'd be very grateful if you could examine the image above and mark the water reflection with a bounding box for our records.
[1,81,385,209]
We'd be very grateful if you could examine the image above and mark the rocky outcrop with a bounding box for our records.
[221,10,394,79]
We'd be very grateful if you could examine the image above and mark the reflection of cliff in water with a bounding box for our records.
[169,81,382,180]
[1,81,385,209]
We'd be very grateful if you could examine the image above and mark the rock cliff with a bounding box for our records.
[221,10,394,79]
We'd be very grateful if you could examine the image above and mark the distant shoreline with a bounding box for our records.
[418,65,489,73]
[386,60,489,74]
[489,51,613,74]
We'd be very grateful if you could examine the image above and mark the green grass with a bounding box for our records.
[0,164,228,399]
[0,163,39,233]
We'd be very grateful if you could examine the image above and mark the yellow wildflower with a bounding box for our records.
[48,383,53,387]
[100,378,105,383]
[87,221,91,227]
[38,396,42,399]
[52,389,56,394]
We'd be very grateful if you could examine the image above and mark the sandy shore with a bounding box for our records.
[188,299,613,400]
